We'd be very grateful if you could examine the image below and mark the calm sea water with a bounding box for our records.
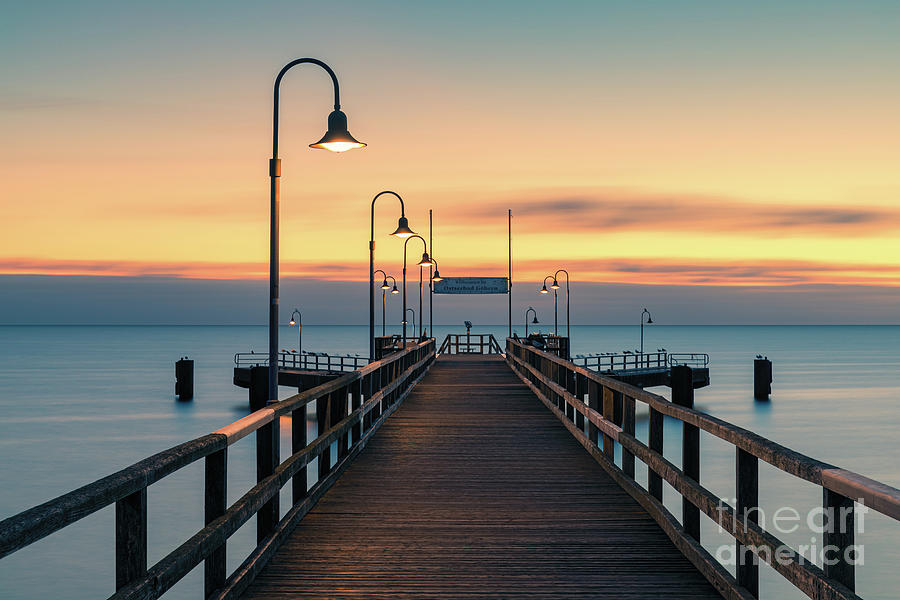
[0,325,897,599]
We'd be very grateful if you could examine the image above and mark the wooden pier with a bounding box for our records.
[241,354,721,599]
[1,337,899,600]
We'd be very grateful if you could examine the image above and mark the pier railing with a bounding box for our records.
[573,351,709,372]
[573,351,668,371]
[438,333,504,355]
[234,350,369,372]
[0,338,436,600]
[506,337,900,600]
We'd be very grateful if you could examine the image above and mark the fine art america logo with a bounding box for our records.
[714,497,867,567]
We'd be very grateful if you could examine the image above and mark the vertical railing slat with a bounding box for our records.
[256,418,279,543]
[736,448,759,598]
[824,489,855,591]
[115,488,147,590]
[204,448,227,596]
[672,365,700,541]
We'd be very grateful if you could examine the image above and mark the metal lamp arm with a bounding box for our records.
[403,235,428,269]
[273,58,340,158]
[371,191,406,242]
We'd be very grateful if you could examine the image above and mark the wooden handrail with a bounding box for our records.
[506,337,899,600]
[0,338,436,599]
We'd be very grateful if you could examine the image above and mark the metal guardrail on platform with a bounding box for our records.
[438,334,504,355]
[234,351,369,372]
[572,351,709,372]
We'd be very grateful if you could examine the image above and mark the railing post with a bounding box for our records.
[622,395,635,478]
[587,380,600,446]
[351,377,363,446]
[824,488,855,591]
[256,417,279,543]
[574,372,585,432]
[736,448,759,598]
[672,365,700,541]
[115,488,147,590]
[205,448,227,596]
[601,386,614,457]
[648,406,664,501]
[317,393,332,480]
[336,386,350,461]
[292,401,307,504]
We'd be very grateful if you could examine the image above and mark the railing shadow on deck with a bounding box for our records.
[506,337,900,600]
[0,339,436,600]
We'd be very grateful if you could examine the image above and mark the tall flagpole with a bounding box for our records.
[429,209,433,339]
[508,208,512,339]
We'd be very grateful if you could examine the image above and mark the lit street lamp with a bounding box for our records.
[402,308,417,340]
[552,269,570,349]
[641,308,654,358]
[369,191,415,361]
[374,270,398,336]
[267,58,365,406]
[525,306,539,337]
[289,308,302,358]
[402,235,434,346]
[539,275,557,334]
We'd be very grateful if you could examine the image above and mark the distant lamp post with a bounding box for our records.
[369,191,415,362]
[289,308,302,358]
[525,306,539,337]
[641,308,654,356]
[402,234,434,346]
[552,269,570,347]
[267,57,365,405]
[374,270,397,336]
[431,258,444,282]
[539,275,558,334]
[402,308,417,340]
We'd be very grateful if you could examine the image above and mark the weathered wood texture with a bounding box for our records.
[241,355,723,599]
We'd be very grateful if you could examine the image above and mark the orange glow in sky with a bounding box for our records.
[2,3,899,292]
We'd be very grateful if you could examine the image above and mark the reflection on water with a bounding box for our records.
[0,325,897,599]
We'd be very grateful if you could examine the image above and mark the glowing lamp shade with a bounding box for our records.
[540,284,549,294]
[551,279,560,290]
[309,110,366,152]
[391,216,416,238]
[417,252,435,267]
[432,270,444,283]
[391,285,399,294]
[289,319,296,326]
[380,280,391,290]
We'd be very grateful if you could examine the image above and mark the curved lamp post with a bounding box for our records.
[402,235,434,346]
[525,306,539,337]
[641,308,654,359]
[267,57,365,405]
[369,191,415,361]
[402,308,417,340]
[288,309,302,359]
[552,269,570,350]
[539,275,558,334]
[374,270,398,336]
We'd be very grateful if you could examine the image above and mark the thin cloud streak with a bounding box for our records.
[3,256,900,287]
[468,189,900,236]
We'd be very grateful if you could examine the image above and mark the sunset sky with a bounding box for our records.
[2,1,899,323]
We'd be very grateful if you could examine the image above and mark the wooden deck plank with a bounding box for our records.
[241,355,723,599]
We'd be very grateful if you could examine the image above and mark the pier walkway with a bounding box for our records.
[241,355,720,599]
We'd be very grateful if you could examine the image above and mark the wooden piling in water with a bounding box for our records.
[753,358,772,400]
